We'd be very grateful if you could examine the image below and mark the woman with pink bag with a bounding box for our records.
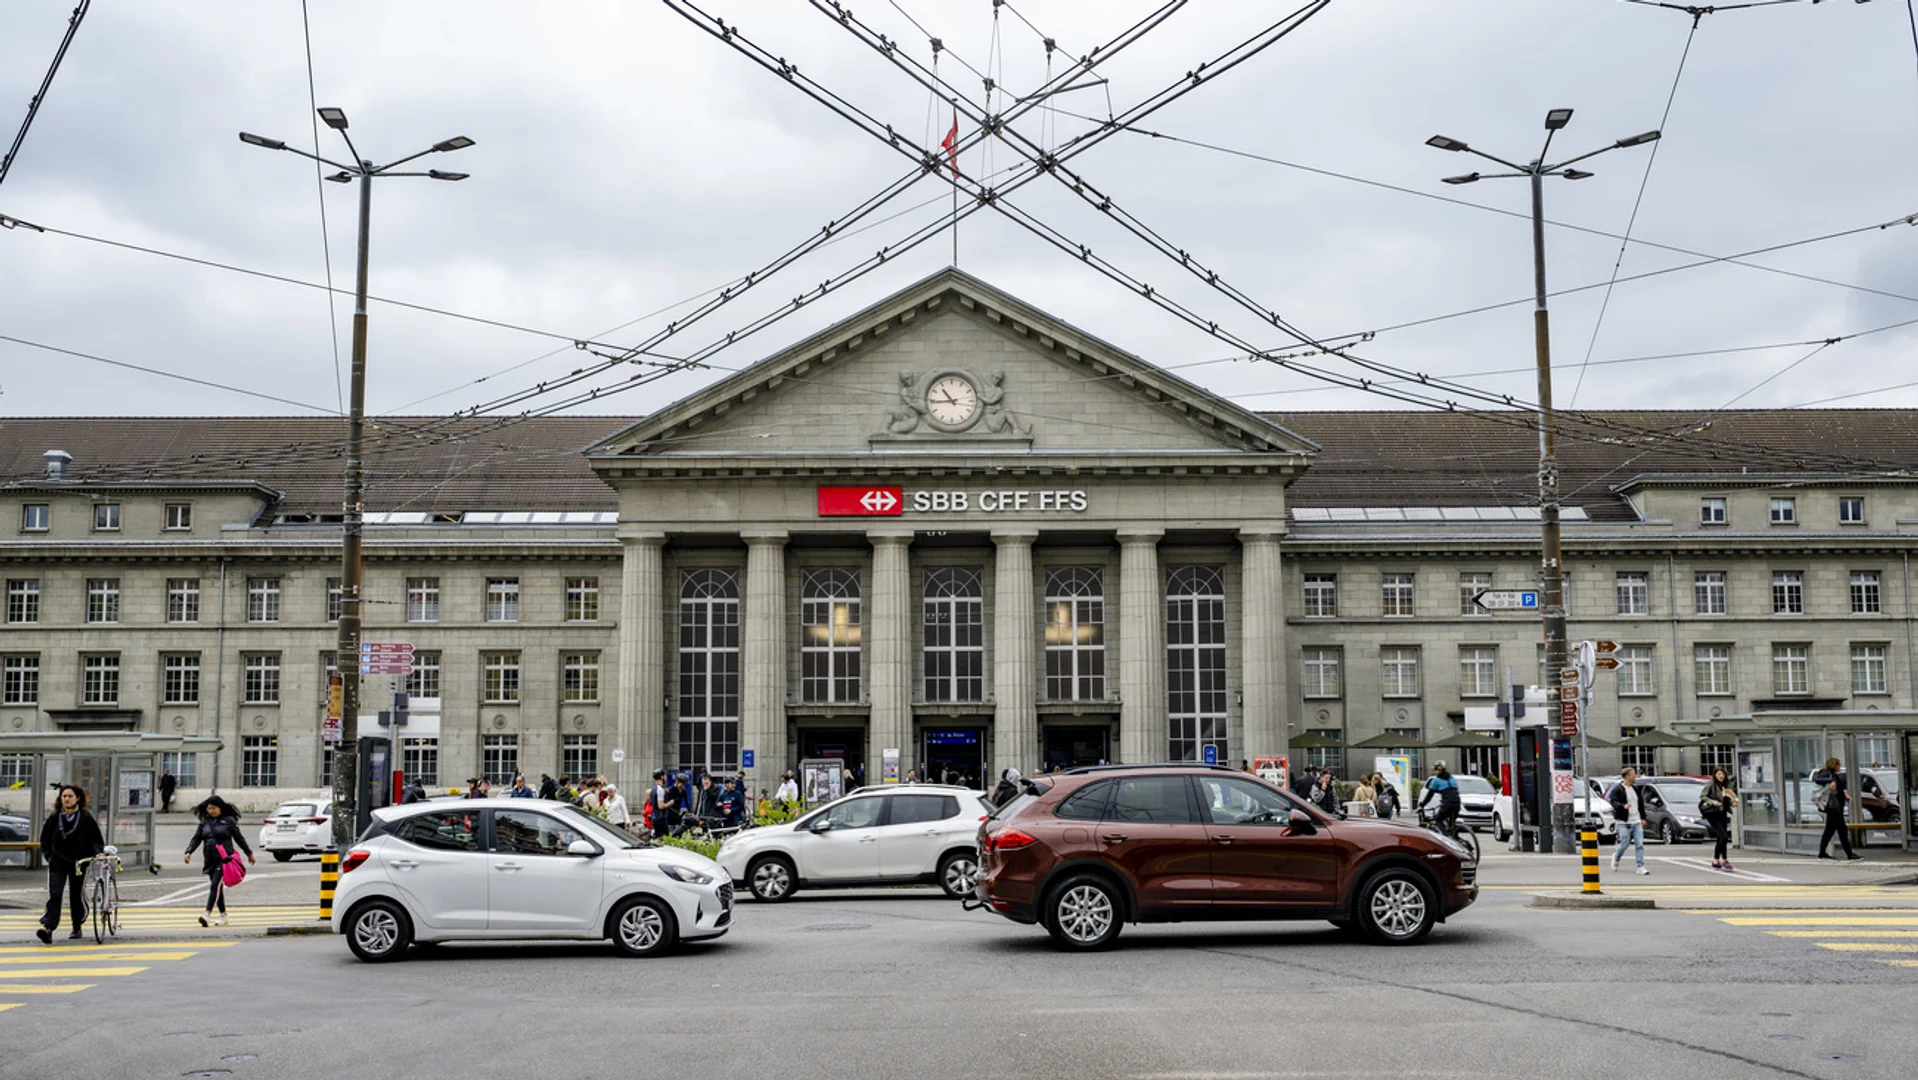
[183,795,255,927]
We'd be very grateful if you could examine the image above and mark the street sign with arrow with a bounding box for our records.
[1593,655,1621,671]
[1472,589,1539,611]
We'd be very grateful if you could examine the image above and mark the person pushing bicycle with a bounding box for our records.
[1417,761,1463,840]
[36,784,103,944]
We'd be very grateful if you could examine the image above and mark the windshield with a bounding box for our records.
[1456,776,1495,796]
[1866,770,1900,796]
[1653,781,1705,807]
[272,803,319,818]
[549,805,641,850]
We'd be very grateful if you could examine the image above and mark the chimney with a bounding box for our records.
[43,450,72,481]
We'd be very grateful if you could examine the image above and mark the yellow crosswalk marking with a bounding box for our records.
[1720,916,1918,926]
[0,942,233,955]
[1684,908,1918,915]
[1816,942,1918,953]
[0,984,93,994]
[0,1004,19,1012]
[1768,930,1918,938]
[1879,960,1918,968]
[0,952,195,964]
[0,967,148,978]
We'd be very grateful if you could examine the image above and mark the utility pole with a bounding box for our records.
[240,110,473,848]
[1427,109,1659,856]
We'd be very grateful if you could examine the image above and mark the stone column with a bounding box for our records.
[1118,529,1166,764]
[869,531,914,778]
[992,529,1038,777]
[742,530,788,786]
[616,527,666,794]
[1239,528,1287,762]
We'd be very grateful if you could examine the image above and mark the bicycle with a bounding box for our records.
[76,846,123,944]
[1419,806,1480,862]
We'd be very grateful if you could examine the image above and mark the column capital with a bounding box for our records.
[740,528,790,545]
[1238,525,1285,544]
[1115,527,1165,545]
[616,525,668,545]
[867,529,915,546]
[990,528,1040,545]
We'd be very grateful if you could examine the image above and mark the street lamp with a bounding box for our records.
[239,108,473,849]
[1425,108,1658,859]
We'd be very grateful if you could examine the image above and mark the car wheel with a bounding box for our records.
[1355,869,1437,946]
[1043,875,1123,951]
[1661,821,1680,845]
[1493,814,1509,843]
[608,896,678,958]
[938,851,979,899]
[748,855,796,902]
[345,899,412,963]
[272,851,295,863]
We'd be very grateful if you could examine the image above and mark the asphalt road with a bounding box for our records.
[3,885,1915,1080]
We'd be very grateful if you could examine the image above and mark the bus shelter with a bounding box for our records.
[1674,711,1918,855]
[0,733,221,871]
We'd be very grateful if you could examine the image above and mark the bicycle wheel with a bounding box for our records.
[106,873,120,937]
[90,875,108,944]
[1456,828,1480,862]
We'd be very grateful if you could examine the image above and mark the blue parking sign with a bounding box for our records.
[1202,745,1218,766]
[742,749,755,769]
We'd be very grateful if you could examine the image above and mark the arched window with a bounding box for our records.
[1166,566,1227,763]
[1044,567,1105,701]
[923,568,984,702]
[801,568,862,703]
[678,569,740,771]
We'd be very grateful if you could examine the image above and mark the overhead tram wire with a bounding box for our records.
[0,333,337,414]
[0,0,90,188]
[299,0,346,413]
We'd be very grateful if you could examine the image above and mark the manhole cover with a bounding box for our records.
[803,923,871,932]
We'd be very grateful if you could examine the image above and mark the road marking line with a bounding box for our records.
[0,984,93,993]
[1720,916,1918,926]
[0,952,194,964]
[1815,942,1918,953]
[1683,909,1918,915]
[0,1004,19,1012]
[0,942,234,955]
[1653,856,1791,882]
[0,967,149,977]
[1768,930,1918,938]
[1879,960,1918,967]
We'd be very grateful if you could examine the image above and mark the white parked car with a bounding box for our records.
[1492,778,1617,843]
[258,800,334,861]
[717,786,994,902]
[333,798,732,962]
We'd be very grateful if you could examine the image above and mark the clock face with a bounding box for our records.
[924,374,980,428]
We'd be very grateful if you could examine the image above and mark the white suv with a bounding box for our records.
[716,786,993,902]
[333,799,732,962]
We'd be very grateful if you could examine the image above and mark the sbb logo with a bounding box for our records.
[816,486,904,517]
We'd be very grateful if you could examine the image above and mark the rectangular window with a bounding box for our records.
[1617,645,1655,696]
[1044,568,1106,701]
[562,651,600,703]
[1772,644,1809,696]
[1694,645,1731,696]
[326,578,343,623]
[1851,644,1888,694]
[1380,646,1421,698]
[1839,496,1865,525]
[564,577,600,622]
[923,567,984,703]
[1616,572,1649,616]
[93,503,120,531]
[161,751,198,788]
[2,655,39,705]
[483,651,521,704]
[1770,497,1796,525]
[82,654,119,705]
[401,737,439,787]
[166,578,200,623]
[164,503,192,531]
[21,504,48,532]
[404,650,442,699]
[1301,647,1343,699]
[241,736,278,787]
[801,569,862,704]
[1620,727,1656,774]
[1459,572,1492,617]
[1851,571,1882,614]
[1772,571,1803,615]
[485,578,520,623]
[482,735,519,787]
[162,653,200,705]
[246,577,281,623]
[1700,497,1727,526]
[1381,573,1416,618]
[1459,646,1498,697]
[242,653,281,704]
[1693,571,1726,616]
[1698,744,1735,775]
[6,579,39,624]
[678,569,741,773]
[562,734,598,780]
[1302,573,1337,618]
[86,578,120,624]
[406,577,440,623]
[1166,567,1227,764]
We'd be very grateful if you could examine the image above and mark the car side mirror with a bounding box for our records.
[810,818,835,833]
[1287,808,1317,834]
[567,839,599,857]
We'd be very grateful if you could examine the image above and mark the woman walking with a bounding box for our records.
[183,795,255,927]
[36,784,104,944]
[1352,774,1377,817]
[1700,766,1737,871]
[1812,757,1862,861]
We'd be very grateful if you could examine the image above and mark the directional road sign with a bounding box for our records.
[1559,686,1579,701]
[361,643,414,656]
[1559,699,1580,736]
[1593,655,1621,671]
[1591,640,1619,654]
[1471,589,1539,611]
[1559,667,1581,684]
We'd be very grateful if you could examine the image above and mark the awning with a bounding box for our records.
[1348,732,1427,749]
[1615,729,1697,748]
[1287,731,1346,749]
[1427,731,1507,749]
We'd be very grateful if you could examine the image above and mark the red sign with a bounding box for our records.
[1559,699,1580,737]
[817,486,903,517]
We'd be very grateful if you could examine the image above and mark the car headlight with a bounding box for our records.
[660,863,714,885]
[1677,816,1701,826]
[1434,834,1473,860]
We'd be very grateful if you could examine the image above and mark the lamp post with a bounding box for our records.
[1426,109,1658,855]
[240,110,472,849]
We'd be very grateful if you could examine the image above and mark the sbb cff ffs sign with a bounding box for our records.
[817,487,903,516]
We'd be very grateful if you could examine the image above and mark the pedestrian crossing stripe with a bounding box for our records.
[1815,942,1918,952]
[0,1004,18,1012]
[1721,916,1918,926]
[1768,930,1918,937]
[0,952,196,964]
[1681,908,1918,915]
[0,984,93,993]
[0,942,235,955]
[1880,960,1918,967]
[0,967,148,977]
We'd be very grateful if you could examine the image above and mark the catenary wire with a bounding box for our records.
[0,333,337,413]
[0,1,89,188]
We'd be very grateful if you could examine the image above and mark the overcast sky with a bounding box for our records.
[2,0,1915,424]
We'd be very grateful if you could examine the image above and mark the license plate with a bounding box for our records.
[277,824,297,831]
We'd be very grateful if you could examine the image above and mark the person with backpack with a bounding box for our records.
[183,795,254,928]
[537,773,558,801]
[1813,757,1862,861]
[1699,766,1737,871]
[36,784,105,944]
[1373,772,1401,820]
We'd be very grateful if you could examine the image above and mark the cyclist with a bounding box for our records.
[36,784,104,945]
[1417,761,1463,840]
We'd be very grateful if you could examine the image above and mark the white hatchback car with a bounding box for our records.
[334,798,732,962]
[258,800,334,861]
[716,785,993,902]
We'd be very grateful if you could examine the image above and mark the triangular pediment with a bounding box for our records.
[586,268,1318,463]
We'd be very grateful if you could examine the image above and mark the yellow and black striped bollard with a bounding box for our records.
[319,849,340,920]
[1581,829,1601,894]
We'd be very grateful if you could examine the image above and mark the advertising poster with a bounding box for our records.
[799,759,843,807]
[1252,756,1288,789]
[1375,755,1412,811]
[881,748,901,784]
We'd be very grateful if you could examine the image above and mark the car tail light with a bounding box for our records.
[985,828,1037,852]
[298,817,327,824]
[340,849,371,874]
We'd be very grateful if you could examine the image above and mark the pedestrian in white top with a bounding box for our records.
[602,784,632,829]
[773,772,800,803]
[1608,768,1650,874]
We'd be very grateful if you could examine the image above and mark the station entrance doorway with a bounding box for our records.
[797,726,867,788]
[1042,723,1111,771]
[920,726,987,789]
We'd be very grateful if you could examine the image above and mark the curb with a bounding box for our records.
[1530,890,1657,910]
[264,923,330,937]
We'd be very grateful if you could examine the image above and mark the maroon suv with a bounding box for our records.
[975,764,1476,948]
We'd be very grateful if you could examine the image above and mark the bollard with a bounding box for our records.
[1580,829,1601,894]
[319,849,340,921]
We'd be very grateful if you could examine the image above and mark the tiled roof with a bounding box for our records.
[4,410,1916,522]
